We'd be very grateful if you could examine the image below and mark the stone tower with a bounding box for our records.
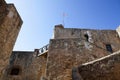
[0,0,23,78]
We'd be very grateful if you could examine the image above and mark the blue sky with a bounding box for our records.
[6,0,120,51]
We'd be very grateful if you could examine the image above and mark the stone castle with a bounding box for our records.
[0,0,120,80]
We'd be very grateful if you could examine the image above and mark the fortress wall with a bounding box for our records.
[54,25,120,52]
[46,38,120,80]
[0,3,22,78]
[46,25,120,80]
[0,0,7,24]
[75,50,120,80]
[2,51,47,80]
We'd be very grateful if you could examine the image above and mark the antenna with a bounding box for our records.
[62,12,66,26]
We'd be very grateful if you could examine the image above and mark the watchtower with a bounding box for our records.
[0,0,23,78]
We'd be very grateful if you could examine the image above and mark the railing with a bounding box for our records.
[39,44,49,54]
[34,44,49,56]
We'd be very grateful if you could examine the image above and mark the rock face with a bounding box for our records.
[74,50,120,80]
[0,0,22,79]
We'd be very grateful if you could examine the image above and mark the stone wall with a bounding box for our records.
[54,25,120,53]
[1,24,120,80]
[46,25,120,80]
[0,2,23,78]
[54,25,119,42]
[74,50,120,80]
[2,51,47,80]
[0,0,7,24]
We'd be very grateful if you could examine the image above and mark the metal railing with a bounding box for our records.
[39,44,49,54]
[34,44,49,56]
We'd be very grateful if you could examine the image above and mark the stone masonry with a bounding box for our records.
[73,50,120,80]
[3,24,120,80]
[0,0,120,80]
[3,51,47,80]
[46,25,120,80]
[0,0,22,79]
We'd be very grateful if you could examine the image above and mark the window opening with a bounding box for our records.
[10,67,20,75]
[106,44,113,53]
[84,34,89,41]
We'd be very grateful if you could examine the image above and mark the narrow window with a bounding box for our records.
[106,44,113,53]
[10,67,20,75]
[84,34,89,41]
